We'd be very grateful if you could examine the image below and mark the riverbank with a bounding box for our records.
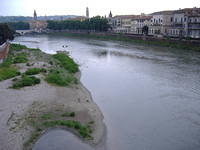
[0,44,105,150]
[48,31,200,51]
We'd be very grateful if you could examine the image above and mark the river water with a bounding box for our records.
[14,34,200,150]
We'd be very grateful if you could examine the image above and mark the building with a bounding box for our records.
[149,10,174,37]
[148,8,200,38]
[131,15,152,35]
[28,10,48,32]
[109,15,152,34]
[185,8,200,38]
[34,10,37,20]
[110,15,137,33]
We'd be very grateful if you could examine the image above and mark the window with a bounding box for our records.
[171,17,173,22]
[184,18,186,22]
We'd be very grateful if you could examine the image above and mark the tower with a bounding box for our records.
[86,7,89,18]
[109,11,112,18]
[34,10,37,20]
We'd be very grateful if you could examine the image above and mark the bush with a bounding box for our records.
[45,70,77,86]
[13,53,28,63]
[11,76,40,89]
[10,43,27,51]
[53,53,79,73]
[25,68,46,75]
[0,67,20,81]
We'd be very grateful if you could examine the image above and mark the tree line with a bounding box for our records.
[7,22,30,30]
[47,16,110,31]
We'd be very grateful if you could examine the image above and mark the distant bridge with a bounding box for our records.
[16,30,33,35]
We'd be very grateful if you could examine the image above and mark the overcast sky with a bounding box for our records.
[0,0,199,17]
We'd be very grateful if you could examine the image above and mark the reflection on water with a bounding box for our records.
[14,34,200,150]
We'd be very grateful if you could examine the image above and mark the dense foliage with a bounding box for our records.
[0,23,14,44]
[47,16,110,31]
[8,22,30,30]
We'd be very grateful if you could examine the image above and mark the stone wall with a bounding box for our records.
[0,42,10,63]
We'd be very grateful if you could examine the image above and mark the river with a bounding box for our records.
[14,34,200,150]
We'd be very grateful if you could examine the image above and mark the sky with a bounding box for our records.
[0,0,199,17]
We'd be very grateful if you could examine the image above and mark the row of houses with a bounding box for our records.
[108,7,200,38]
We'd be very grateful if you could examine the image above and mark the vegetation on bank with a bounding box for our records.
[47,16,109,31]
[24,109,93,149]
[53,53,79,73]
[45,69,78,86]
[59,32,200,51]
[0,67,20,81]
[0,43,79,89]
[25,68,47,75]
[11,75,40,89]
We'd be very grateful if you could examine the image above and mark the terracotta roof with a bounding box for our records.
[151,10,175,15]
[113,15,138,19]
[113,15,152,20]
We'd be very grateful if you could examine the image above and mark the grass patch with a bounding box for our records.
[25,68,47,75]
[13,53,28,64]
[61,112,75,117]
[45,69,77,86]
[11,75,40,89]
[41,114,52,120]
[43,120,92,138]
[53,53,79,73]
[10,43,40,51]
[10,43,28,51]
[0,67,20,81]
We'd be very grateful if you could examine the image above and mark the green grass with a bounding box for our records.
[25,68,47,75]
[10,43,28,51]
[41,114,52,120]
[45,69,77,86]
[53,53,79,73]
[10,43,41,51]
[61,112,76,117]
[43,120,92,138]
[13,53,28,64]
[11,75,40,89]
[0,67,20,81]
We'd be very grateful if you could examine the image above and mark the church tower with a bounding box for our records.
[34,10,37,20]
[86,7,89,18]
[109,11,112,18]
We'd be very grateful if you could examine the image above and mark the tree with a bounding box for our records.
[47,16,110,32]
[7,22,30,30]
[0,23,15,44]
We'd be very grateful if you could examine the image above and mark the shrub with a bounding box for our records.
[45,70,77,86]
[61,112,75,117]
[53,53,79,73]
[11,76,40,89]
[10,43,27,51]
[25,68,46,75]
[13,53,28,64]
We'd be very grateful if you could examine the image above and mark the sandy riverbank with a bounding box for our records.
[0,46,106,150]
